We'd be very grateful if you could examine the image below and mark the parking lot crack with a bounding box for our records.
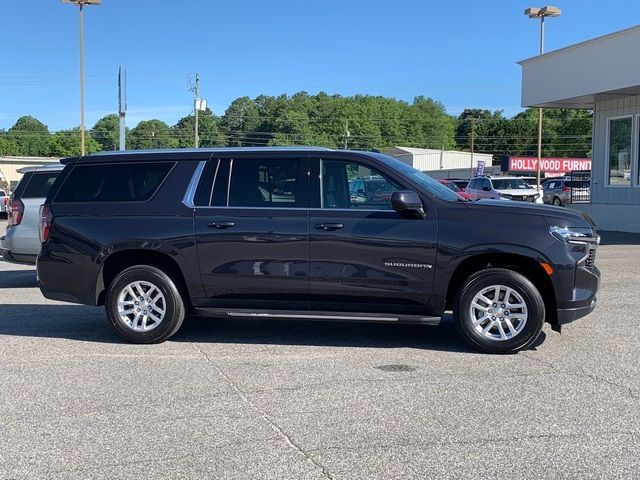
[521,352,638,399]
[191,343,335,479]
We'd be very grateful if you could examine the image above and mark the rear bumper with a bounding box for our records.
[557,297,597,325]
[0,246,37,265]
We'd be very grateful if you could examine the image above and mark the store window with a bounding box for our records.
[607,117,632,186]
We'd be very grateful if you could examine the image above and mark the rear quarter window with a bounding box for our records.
[22,172,60,198]
[54,162,174,203]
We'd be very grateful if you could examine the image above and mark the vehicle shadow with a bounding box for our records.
[0,303,547,353]
[0,269,38,289]
[0,302,468,351]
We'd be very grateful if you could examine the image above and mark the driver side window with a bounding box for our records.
[321,160,401,210]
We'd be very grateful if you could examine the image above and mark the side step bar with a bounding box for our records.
[193,308,441,325]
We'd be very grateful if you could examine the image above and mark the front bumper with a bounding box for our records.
[557,297,597,325]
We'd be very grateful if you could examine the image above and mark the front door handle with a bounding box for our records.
[208,221,235,229]
[314,223,344,231]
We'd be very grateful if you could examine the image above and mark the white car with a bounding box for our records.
[465,176,543,203]
[0,164,63,264]
[0,190,9,217]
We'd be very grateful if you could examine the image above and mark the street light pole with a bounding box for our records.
[79,3,85,156]
[62,0,102,156]
[525,6,561,191]
[536,15,544,193]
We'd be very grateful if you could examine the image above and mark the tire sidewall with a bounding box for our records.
[455,270,544,353]
[106,266,183,344]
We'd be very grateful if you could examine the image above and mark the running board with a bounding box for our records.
[193,308,441,325]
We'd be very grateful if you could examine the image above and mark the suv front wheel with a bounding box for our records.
[105,265,186,343]
[454,268,544,353]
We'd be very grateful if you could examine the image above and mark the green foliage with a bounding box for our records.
[127,120,178,150]
[49,128,101,157]
[172,109,225,148]
[6,116,51,156]
[91,114,121,151]
[0,96,594,159]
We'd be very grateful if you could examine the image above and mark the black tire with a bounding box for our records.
[105,265,185,344]
[553,197,563,207]
[453,268,544,354]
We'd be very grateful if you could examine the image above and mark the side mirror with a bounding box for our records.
[391,191,426,219]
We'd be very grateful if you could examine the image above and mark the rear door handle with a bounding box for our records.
[208,221,235,229]
[314,223,344,231]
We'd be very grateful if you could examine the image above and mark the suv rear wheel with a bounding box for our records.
[105,265,185,343]
[454,268,544,353]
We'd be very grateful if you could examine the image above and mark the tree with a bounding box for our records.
[127,120,178,150]
[91,114,120,151]
[456,109,509,154]
[220,97,261,146]
[7,116,51,156]
[49,128,101,157]
[172,109,225,148]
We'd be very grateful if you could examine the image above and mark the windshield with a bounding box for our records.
[367,180,395,195]
[383,160,462,201]
[442,182,461,192]
[491,178,531,190]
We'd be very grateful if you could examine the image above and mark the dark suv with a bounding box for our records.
[37,148,600,353]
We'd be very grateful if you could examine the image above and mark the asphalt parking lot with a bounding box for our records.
[0,219,639,479]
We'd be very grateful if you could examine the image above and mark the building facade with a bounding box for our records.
[520,25,640,232]
[0,157,60,192]
[383,147,494,172]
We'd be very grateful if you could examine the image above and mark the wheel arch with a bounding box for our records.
[96,248,192,309]
[445,251,558,326]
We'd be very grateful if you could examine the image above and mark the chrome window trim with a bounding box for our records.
[208,159,221,206]
[226,159,233,207]
[191,206,393,213]
[182,161,206,208]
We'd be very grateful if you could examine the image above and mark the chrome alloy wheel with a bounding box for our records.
[469,285,528,341]
[117,281,166,332]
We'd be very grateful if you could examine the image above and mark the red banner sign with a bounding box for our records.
[508,157,591,174]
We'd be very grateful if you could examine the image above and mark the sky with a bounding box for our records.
[1,0,639,131]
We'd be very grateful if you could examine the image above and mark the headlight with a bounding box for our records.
[549,226,596,244]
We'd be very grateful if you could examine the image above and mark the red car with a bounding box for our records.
[437,179,472,200]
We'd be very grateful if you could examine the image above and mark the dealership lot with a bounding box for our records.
[0,221,638,479]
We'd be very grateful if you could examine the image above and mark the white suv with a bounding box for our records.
[0,164,63,264]
[465,176,542,203]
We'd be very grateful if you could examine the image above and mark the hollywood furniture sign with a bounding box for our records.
[506,156,591,174]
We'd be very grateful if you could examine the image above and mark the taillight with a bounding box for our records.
[562,186,570,193]
[8,199,24,226]
[39,205,53,243]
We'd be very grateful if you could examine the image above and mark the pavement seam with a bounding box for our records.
[191,343,335,480]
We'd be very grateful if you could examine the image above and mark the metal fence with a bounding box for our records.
[569,170,591,204]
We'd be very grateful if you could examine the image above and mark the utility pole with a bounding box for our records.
[344,120,350,150]
[470,117,477,178]
[194,73,200,148]
[62,0,102,156]
[118,65,126,150]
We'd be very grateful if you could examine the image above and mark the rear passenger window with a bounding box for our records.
[22,172,60,198]
[55,162,173,203]
[228,159,304,208]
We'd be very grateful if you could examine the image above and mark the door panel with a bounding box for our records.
[194,157,310,309]
[195,208,309,309]
[308,158,437,314]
